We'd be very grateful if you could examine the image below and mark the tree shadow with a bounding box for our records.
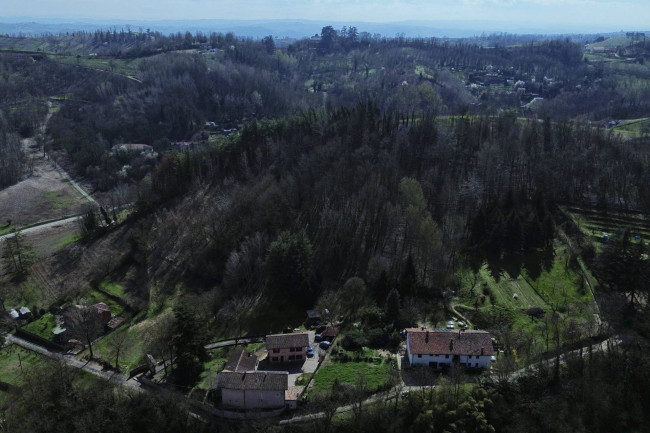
[501,252,523,279]
[485,253,504,282]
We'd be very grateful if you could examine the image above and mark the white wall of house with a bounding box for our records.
[222,389,286,410]
[406,334,491,369]
[408,352,491,369]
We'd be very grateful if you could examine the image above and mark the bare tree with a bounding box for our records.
[107,329,131,370]
[67,302,103,359]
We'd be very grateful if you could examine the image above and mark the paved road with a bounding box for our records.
[204,336,264,350]
[508,335,621,381]
[4,333,141,390]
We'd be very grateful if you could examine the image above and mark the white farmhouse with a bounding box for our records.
[406,328,494,369]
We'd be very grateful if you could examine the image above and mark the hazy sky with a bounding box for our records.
[4,0,649,32]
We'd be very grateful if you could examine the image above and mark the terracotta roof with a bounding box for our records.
[322,327,339,337]
[93,302,111,313]
[266,332,309,350]
[217,371,288,391]
[224,350,258,372]
[407,329,494,356]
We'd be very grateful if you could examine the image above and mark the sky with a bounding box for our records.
[3,0,649,33]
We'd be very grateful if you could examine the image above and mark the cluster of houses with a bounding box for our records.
[211,331,312,412]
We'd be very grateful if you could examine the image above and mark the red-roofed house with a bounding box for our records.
[266,332,309,363]
[406,328,494,369]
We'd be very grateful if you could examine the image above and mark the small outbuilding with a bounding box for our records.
[305,310,321,327]
[215,371,289,411]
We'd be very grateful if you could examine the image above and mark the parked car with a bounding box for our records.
[307,346,314,357]
[491,355,497,363]
[315,324,326,334]
[319,341,331,350]
[314,334,323,342]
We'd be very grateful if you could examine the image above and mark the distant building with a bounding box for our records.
[405,328,494,369]
[215,371,288,410]
[111,143,154,155]
[266,332,309,363]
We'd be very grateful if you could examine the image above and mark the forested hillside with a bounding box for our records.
[1,27,649,432]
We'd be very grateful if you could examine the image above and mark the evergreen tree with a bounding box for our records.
[385,288,401,326]
[171,302,207,387]
[399,254,417,297]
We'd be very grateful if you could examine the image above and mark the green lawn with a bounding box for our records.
[85,290,127,317]
[0,346,42,385]
[99,280,126,299]
[22,313,57,339]
[193,349,229,392]
[81,313,146,372]
[310,358,392,395]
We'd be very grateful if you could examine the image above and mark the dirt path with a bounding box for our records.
[0,104,92,228]
[4,332,141,390]
[0,216,80,243]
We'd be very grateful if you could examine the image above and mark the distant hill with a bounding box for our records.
[2,18,647,40]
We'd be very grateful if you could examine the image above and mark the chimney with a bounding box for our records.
[458,330,461,338]
[425,331,429,343]
[481,347,484,356]
[449,339,454,351]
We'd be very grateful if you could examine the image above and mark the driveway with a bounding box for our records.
[257,331,319,396]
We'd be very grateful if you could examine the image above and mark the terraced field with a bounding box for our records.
[561,205,650,249]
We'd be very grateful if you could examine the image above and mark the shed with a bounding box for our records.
[18,306,32,319]
[306,310,321,327]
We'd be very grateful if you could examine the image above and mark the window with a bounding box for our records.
[445,354,449,359]
[418,354,422,358]
[273,349,279,353]
[296,355,302,360]
[475,363,479,367]
[288,355,295,361]
[289,347,296,352]
[272,357,278,362]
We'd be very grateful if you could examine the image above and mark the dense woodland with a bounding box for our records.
[1,27,650,432]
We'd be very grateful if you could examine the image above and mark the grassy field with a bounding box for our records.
[0,346,42,385]
[457,239,598,359]
[193,349,229,393]
[612,118,650,137]
[88,319,144,372]
[310,357,392,395]
[22,313,57,339]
